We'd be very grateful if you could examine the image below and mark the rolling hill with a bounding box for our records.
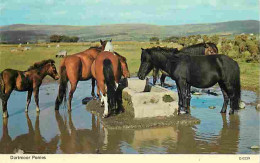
[0,20,259,43]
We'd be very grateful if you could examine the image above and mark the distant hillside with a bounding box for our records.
[0,20,259,43]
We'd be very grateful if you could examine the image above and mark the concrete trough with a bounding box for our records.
[122,78,178,118]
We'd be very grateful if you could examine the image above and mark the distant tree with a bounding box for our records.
[70,36,79,42]
[150,37,159,42]
[50,35,79,42]
[163,36,179,42]
[50,35,62,42]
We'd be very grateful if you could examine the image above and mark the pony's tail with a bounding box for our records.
[231,63,241,110]
[55,61,68,110]
[0,72,5,100]
[103,59,116,111]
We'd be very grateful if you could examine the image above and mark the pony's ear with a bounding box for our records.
[100,39,103,44]
[141,48,144,51]
[110,39,112,42]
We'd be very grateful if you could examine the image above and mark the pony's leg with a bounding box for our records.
[186,84,191,114]
[68,81,78,112]
[98,81,109,118]
[91,78,96,99]
[102,94,109,118]
[219,82,229,113]
[153,68,159,85]
[2,86,13,118]
[33,87,40,112]
[177,80,189,114]
[25,90,32,112]
[175,82,183,115]
[160,74,167,87]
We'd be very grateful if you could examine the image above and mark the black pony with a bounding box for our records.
[153,43,218,86]
[137,48,240,115]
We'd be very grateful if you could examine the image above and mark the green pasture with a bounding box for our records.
[0,42,259,92]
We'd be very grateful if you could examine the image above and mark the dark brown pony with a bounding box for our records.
[91,51,129,118]
[0,59,59,118]
[55,40,109,111]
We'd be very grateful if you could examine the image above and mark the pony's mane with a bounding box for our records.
[114,51,127,61]
[27,59,55,71]
[144,47,178,57]
[181,42,218,55]
[89,46,102,52]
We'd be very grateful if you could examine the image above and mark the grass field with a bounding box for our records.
[0,42,259,93]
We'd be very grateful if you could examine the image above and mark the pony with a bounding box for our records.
[137,48,241,115]
[55,40,109,111]
[0,59,59,118]
[91,51,130,118]
[153,43,218,86]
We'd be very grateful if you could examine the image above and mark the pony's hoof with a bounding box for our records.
[220,111,226,114]
[229,111,234,115]
[102,114,109,118]
[36,107,40,112]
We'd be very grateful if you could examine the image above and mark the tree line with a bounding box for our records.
[50,35,79,43]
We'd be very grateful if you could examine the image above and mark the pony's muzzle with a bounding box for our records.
[55,75,60,80]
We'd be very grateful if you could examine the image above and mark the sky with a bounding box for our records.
[0,0,259,26]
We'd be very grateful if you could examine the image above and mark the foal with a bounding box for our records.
[0,59,59,118]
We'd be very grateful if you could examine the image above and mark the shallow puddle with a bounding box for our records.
[0,78,259,154]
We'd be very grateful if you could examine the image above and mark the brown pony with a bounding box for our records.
[91,51,130,99]
[55,40,109,111]
[0,59,59,118]
[91,51,129,118]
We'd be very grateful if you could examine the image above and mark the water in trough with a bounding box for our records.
[0,77,259,154]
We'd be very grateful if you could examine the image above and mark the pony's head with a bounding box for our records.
[137,48,154,80]
[205,43,218,55]
[104,39,114,52]
[100,39,110,51]
[46,60,59,80]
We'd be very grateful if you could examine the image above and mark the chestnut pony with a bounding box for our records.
[55,40,109,111]
[0,59,59,118]
[91,51,130,118]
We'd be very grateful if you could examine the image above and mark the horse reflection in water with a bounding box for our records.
[0,113,240,154]
[54,111,107,153]
[165,114,240,154]
[0,114,58,154]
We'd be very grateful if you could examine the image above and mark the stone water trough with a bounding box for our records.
[122,78,178,118]
[86,78,200,129]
